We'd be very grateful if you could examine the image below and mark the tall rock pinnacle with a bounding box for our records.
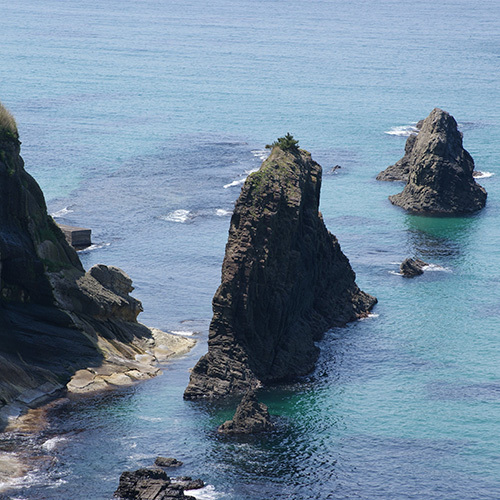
[184,139,376,400]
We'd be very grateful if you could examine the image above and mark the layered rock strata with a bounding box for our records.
[218,390,274,434]
[184,142,376,400]
[383,108,487,214]
[0,103,194,418]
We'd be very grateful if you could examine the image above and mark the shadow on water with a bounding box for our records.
[404,213,479,259]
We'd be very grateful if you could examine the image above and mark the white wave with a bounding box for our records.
[190,485,223,500]
[385,125,419,137]
[389,270,403,276]
[422,264,452,272]
[474,171,494,179]
[137,416,163,422]
[224,168,259,189]
[78,242,110,253]
[215,208,232,217]
[50,207,73,218]
[223,178,246,189]
[170,330,197,336]
[160,209,193,223]
[359,313,380,321]
[41,436,67,451]
[251,149,269,161]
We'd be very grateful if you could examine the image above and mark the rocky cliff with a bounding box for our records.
[0,103,193,418]
[384,108,487,214]
[184,141,376,400]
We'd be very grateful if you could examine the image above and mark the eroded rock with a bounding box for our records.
[400,258,428,277]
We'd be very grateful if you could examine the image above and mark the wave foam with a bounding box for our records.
[422,264,452,272]
[50,207,73,218]
[191,485,223,500]
[41,436,67,452]
[251,149,269,161]
[79,242,110,253]
[385,125,419,137]
[160,209,193,223]
[223,179,245,189]
[170,330,197,336]
[474,171,494,179]
[215,208,232,217]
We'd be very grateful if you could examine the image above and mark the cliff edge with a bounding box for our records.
[184,139,376,400]
[0,103,193,419]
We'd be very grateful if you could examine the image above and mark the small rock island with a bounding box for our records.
[184,135,376,400]
[379,108,487,215]
[0,102,193,418]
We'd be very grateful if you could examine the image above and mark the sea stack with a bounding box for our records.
[0,102,193,414]
[385,108,487,214]
[184,136,376,400]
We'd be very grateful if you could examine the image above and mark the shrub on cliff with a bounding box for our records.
[266,133,299,151]
[0,102,18,137]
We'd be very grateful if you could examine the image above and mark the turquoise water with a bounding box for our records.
[1,0,500,498]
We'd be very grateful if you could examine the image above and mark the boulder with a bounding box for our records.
[387,108,487,214]
[218,390,274,434]
[400,258,428,277]
[184,139,376,399]
[114,468,196,500]
[154,457,183,468]
[171,477,205,490]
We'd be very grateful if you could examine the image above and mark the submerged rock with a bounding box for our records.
[386,108,487,214]
[184,139,376,400]
[155,457,183,468]
[400,258,428,277]
[0,102,194,417]
[218,389,274,434]
[114,468,196,500]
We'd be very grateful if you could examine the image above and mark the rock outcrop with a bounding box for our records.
[184,140,376,400]
[114,468,197,500]
[218,390,274,434]
[0,102,194,419]
[384,108,487,214]
[377,120,423,182]
[400,258,428,277]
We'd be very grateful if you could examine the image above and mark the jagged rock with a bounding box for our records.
[171,477,205,490]
[377,120,423,182]
[218,390,274,434]
[0,102,193,416]
[386,108,487,214]
[114,468,196,500]
[154,457,183,468]
[184,141,376,400]
[400,258,428,277]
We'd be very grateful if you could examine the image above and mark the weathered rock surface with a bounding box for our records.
[385,108,487,214]
[171,477,205,491]
[400,258,428,277]
[155,457,183,468]
[0,103,194,420]
[114,468,196,500]
[184,142,376,400]
[377,120,423,182]
[218,390,274,434]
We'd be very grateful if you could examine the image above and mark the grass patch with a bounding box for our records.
[0,102,18,137]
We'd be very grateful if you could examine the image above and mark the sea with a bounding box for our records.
[1,0,499,498]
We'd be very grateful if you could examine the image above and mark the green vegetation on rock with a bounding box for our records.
[0,101,18,138]
[266,133,299,151]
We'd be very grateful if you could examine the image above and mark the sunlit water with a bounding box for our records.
[1,0,499,498]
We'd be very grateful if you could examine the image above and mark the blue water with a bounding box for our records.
[1,0,500,498]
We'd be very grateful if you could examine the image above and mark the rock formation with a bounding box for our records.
[400,258,428,277]
[0,102,193,419]
[383,108,486,214]
[377,120,423,182]
[218,389,274,434]
[184,139,376,400]
[114,468,197,500]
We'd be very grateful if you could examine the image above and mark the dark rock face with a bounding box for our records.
[114,469,196,500]
[154,457,183,468]
[0,105,155,412]
[218,390,274,434]
[386,108,487,214]
[184,145,376,399]
[400,258,428,277]
[171,477,204,491]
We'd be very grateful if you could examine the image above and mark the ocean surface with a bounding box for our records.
[1,0,500,498]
